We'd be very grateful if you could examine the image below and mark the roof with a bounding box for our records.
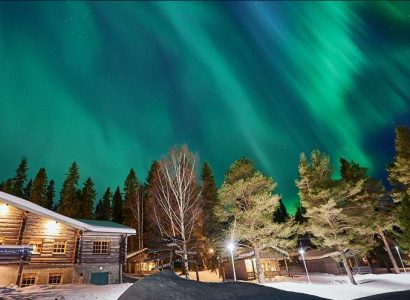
[234,246,288,261]
[0,192,136,235]
[299,248,341,261]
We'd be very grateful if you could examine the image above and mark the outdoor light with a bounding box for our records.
[209,248,214,254]
[227,242,237,282]
[0,204,9,216]
[299,248,311,284]
[46,220,59,235]
[395,246,407,274]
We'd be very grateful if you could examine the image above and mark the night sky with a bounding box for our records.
[1,2,409,212]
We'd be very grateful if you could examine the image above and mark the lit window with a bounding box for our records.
[53,241,67,254]
[92,241,110,254]
[21,273,36,287]
[0,237,4,245]
[29,241,43,254]
[48,273,63,284]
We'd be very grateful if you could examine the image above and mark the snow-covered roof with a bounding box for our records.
[299,248,341,261]
[127,248,148,259]
[0,192,136,235]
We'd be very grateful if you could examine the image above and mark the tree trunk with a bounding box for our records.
[340,251,357,285]
[254,247,265,284]
[183,242,190,279]
[378,227,400,274]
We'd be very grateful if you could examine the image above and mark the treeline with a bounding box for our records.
[1,126,409,284]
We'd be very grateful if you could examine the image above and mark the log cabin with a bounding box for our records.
[0,191,136,286]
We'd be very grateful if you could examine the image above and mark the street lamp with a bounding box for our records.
[395,246,407,274]
[227,242,237,282]
[299,248,311,284]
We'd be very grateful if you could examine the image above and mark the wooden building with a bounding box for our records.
[0,192,136,286]
[223,247,288,281]
[125,248,171,276]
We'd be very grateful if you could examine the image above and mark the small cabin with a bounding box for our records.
[222,247,288,281]
[0,192,136,286]
[125,248,172,276]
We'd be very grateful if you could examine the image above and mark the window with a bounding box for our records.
[92,241,110,254]
[48,273,63,285]
[0,237,4,245]
[21,273,36,287]
[52,241,67,254]
[29,240,43,254]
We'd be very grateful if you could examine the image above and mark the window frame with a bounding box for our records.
[21,273,37,287]
[92,240,111,255]
[48,273,63,285]
[52,240,67,254]
[29,240,43,254]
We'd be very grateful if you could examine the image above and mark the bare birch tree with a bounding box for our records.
[151,145,202,278]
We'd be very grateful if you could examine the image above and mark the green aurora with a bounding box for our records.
[0,2,409,211]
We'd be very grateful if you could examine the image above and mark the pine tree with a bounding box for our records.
[273,198,289,223]
[95,200,104,220]
[102,187,112,221]
[112,186,123,223]
[296,150,365,285]
[217,158,296,284]
[12,158,28,197]
[294,203,306,224]
[144,161,161,248]
[30,168,48,206]
[58,162,80,217]
[79,177,96,219]
[398,194,410,251]
[23,179,33,200]
[45,180,55,210]
[388,126,410,203]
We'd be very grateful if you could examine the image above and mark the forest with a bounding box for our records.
[1,126,409,285]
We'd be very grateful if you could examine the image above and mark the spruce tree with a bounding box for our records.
[388,126,410,203]
[296,150,365,285]
[12,158,28,197]
[124,168,141,249]
[23,179,33,200]
[30,168,48,206]
[112,186,123,223]
[79,177,96,219]
[273,198,289,223]
[217,158,296,284]
[398,194,410,251]
[144,161,161,248]
[45,180,55,210]
[95,200,104,220]
[58,162,80,217]
[1,179,13,193]
[102,187,112,221]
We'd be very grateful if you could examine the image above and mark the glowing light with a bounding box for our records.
[46,220,59,235]
[298,248,305,255]
[0,204,9,215]
[208,248,214,254]
[227,242,235,252]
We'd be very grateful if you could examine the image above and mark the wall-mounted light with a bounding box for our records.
[46,220,59,234]
[0,203,9,216]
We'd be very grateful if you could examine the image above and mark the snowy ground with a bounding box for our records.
[263,273,410,300]
[0,283,132,300]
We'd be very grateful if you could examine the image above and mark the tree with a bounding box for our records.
[102,187,112,221]
[388,126,410,203]
[12,158,28,197]
[296,150,365,285]
[217,158,296,284]
[58,162,80,217]
[45,180,55,210]
[79,177,96,219]
[144,161,161,248]
[123,168,143,250]
[340,158,400,274]
[150,145,203,278]
[0,179,13,194]
[388,126,410,251]
[30,168,48,206]
[95,200,104,220]
[23,179,33,200]
[112,186,124,223]
[273,198,289,223]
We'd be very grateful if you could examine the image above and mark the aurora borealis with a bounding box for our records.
[0,2,409,211]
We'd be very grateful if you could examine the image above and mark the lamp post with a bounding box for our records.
[227,242,236,282]
[299,248,311,284]
[395,246,407,273]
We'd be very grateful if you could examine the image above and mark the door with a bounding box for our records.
[90,272,109,285]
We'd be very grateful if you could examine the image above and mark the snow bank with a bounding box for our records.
[264,273,410,300]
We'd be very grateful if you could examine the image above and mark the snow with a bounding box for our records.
[0,283,132,300]
[263,273,410,300]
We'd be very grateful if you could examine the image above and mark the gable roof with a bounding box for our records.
[0,192,136,235]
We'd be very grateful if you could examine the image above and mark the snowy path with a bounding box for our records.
[264,273,410,300]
